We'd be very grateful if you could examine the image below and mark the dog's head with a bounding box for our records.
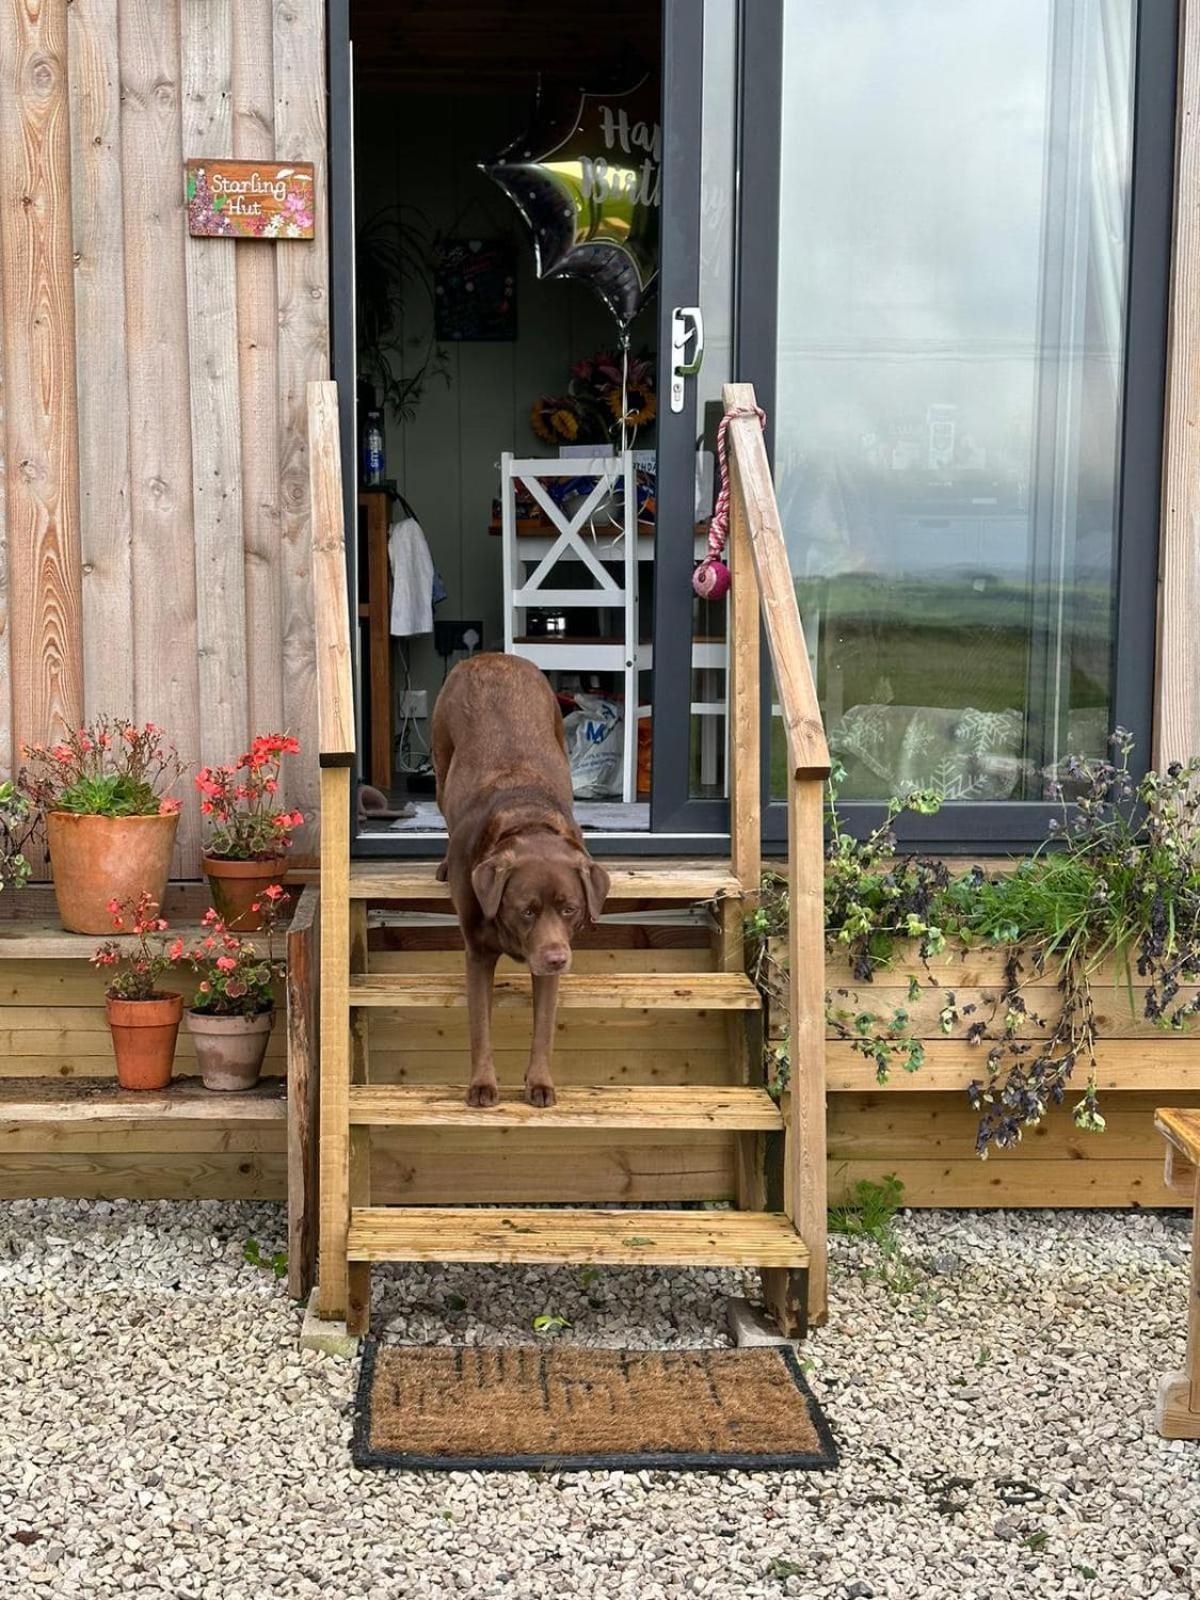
[471,838,610,976]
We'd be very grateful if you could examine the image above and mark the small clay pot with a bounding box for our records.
[48,811,179,934]
[186,1008,274,1092]
[106,992,183,1091]
[201,855,284,931]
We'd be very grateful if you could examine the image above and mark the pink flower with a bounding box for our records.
[158,797,181,816]
[215,956,237,972]
[263,884,285,902]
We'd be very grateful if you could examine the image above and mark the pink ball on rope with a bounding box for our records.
[692,557,731,601]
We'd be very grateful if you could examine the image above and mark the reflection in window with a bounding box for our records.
[774,0,1136,802]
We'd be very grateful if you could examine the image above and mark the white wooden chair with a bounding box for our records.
[501,452,640,802]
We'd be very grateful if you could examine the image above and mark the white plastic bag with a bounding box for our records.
[561,695,624,800]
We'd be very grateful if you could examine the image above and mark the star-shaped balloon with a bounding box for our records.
[482,77,660,340]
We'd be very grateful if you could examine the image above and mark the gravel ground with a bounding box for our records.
[0,1199,1196,1600]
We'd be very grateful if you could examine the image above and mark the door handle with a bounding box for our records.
[670,305,705,414]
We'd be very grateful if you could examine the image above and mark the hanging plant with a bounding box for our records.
[748,733,1200,1157]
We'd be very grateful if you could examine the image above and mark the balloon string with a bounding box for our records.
[620,339,629,457]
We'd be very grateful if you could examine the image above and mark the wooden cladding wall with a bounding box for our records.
[0,0,328,875]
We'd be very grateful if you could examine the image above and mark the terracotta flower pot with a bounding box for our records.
[106,992,183,1091]
[201,855,284,931]
[47,811,179,934]
[186,1008,274,1092]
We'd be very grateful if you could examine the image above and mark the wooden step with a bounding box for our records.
[347,1083,782,1130]
[347,971,761,1010]
[346,1206,808,1267]
[348,859,741,905]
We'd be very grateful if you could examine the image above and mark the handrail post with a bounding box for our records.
[723,381,830,1329]
[307,379,355,1324]
[728,450,762,893]
[788,774,827,1323]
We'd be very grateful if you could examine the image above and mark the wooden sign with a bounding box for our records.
[185,159,315,240]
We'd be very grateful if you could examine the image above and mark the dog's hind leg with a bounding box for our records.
[464,949,500,1107]
[526,974,559,1107]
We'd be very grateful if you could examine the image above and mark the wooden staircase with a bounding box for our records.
[305,380,830,1339]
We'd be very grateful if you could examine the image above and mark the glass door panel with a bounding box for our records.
[769,0,1140,807]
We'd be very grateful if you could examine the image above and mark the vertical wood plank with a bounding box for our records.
[347,899,370,1333]
[182,0,248,767]
[317,763,350,1321]
[286,881,319,1300]
[118,0,201,870]
[232,0,284,737]
[0,0,84,755]
[0,204,10,776]
[788,778,828,1326]
[68,0,133,721]
[274,0,328,848]
[1157,1,1200,765]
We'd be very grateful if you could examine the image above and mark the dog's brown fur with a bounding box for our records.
[432,654,610,1107]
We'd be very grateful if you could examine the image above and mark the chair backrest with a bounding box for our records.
[500,454,637,651]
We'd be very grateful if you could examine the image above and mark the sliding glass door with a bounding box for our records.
[741,0,1175,849]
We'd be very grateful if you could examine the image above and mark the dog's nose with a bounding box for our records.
[540,945,570,974]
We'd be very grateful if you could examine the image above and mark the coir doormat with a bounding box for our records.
[352,1342,838,1472]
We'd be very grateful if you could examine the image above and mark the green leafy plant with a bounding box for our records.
[828,1173,906,1242]
[21,718,184,818]
[244,1237,287,1279]
[0,780,34,892]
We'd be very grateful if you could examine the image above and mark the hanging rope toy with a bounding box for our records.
[692,403,767,601]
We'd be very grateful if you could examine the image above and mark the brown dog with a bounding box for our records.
[431,653,611,1107]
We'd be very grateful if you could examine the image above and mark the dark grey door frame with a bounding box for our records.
[737,0,1177,853]
[328,1,1176,859]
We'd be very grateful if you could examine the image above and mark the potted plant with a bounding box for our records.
[21,718,184,934]
[183,887,287,1091]
[196,734,303,930]
[0,779,35,896]
[91,893,185,1091]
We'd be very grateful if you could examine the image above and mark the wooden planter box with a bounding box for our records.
[766,936,1200,1208]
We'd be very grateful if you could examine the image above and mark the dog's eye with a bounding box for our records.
[522,905,537,920]
[560,903,577,917]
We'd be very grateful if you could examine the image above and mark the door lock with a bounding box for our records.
[670,305,705,414]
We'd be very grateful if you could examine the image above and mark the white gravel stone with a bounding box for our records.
[0,1199,1196,1598]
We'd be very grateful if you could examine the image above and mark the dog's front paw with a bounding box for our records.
[524,1078,556,1109]
[466,1078,500,1108]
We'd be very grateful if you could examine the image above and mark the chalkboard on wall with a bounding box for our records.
[434,238,517,342]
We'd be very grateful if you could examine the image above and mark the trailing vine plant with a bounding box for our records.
[746,734,1200,1157]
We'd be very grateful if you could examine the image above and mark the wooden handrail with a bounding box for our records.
[722,380,829,1330]
[722,383,830,782]
[307,380,356,765]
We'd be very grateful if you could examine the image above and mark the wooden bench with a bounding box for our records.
[1154,1108,1200,1438]
[0,882,319,1301]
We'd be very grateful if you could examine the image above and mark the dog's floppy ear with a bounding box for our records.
[471,852,514,920]
[579,860,611,924]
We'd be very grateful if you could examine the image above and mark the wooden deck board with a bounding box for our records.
[347,1206,808,1267]
[0,1075,285,1123]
